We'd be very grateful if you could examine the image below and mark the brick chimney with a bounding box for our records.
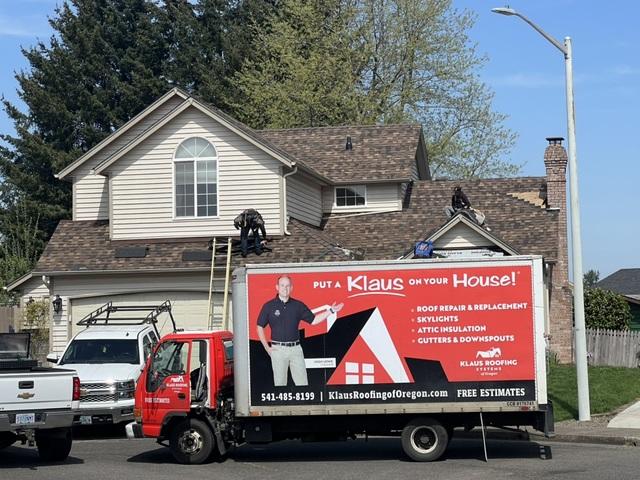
[543,137,572,363]
[544,137,568,210]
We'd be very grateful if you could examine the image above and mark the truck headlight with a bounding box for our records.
[116,380,135,399]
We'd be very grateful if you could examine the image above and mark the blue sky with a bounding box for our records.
[0,0,638,279]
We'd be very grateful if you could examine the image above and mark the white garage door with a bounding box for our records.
[71,291,230,338]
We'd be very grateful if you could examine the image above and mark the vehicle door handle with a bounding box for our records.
[177,393,186,400]
[19,381,34,389]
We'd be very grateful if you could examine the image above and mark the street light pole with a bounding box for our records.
[491,7,590,421]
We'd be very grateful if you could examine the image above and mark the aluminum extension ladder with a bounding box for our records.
[207,237,233,331]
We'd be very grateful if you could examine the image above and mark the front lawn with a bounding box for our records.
[548,363,640,421]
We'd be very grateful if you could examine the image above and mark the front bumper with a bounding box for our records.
[125,421,144,439]
[0,410,75,433]
[73,401,135,425]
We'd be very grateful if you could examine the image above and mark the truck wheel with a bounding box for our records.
[170,418,214,464]
[36,428,73,462]
[0,432,17,450]
[401,417,448,462]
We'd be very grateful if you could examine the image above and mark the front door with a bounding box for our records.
[143,340,191,437]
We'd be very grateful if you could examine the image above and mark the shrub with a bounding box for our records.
[584,288,631,330]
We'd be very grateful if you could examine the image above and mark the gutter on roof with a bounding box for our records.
[333,178,411,185]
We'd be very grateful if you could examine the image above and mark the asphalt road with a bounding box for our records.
[2,436,640,480]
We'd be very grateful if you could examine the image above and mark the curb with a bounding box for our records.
[455,429,640,447]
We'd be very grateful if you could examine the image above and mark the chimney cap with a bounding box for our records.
[546,137,564,145]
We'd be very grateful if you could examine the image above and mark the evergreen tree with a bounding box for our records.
[0,0,168,252]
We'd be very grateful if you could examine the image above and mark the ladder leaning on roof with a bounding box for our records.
[207,237,233,331]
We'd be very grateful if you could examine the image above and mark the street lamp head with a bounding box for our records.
[491,7,517,16]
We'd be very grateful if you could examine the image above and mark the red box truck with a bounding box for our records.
[127,256,553,463]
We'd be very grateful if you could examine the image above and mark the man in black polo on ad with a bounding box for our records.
[257,275,344,386]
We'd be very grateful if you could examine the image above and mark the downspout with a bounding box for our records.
[282,165,298,235]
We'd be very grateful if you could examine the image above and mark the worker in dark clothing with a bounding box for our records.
[234,209,267,257]
[445,186,471,218]
[443,186,491,231]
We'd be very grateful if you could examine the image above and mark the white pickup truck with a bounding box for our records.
[47,302,173,426]
[0,332,79,461]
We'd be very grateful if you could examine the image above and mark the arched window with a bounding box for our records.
[174,137,218,217]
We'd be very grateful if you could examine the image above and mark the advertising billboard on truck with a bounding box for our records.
[242,257,545,410]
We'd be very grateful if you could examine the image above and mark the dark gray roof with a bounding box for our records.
[596,269,640,295]
[260,124,423,183]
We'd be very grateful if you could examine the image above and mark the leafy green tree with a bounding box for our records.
[583,269,600,289]
[235,0,369,128]
[236,0,517,178]
[584,288,631,330]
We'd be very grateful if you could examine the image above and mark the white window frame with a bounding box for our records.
[334,184,367,208]
[172,136,220,220]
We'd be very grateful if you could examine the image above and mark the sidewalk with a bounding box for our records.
[462,400,640,447]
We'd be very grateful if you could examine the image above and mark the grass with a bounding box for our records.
[548,363,640,421]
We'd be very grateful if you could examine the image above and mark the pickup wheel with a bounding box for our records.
[0,432,17,450]
[170,418,214,464]
[401,417,448,462]
[36,428,73,462]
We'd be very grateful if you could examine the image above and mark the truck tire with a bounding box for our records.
[401,417,449,462]
[170,418,214,464]
[0,432,17,450]
[36,428,73,462]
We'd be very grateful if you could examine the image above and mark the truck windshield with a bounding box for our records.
[147,341,188,392]
[60,339,139,365]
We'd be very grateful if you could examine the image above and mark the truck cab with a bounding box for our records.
[50,325,158,425]
[130,331,233,463]
[47,301,173,426]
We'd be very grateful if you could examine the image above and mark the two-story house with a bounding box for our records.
[7,88,573,362]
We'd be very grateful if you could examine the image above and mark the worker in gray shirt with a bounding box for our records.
[257,275,344,386]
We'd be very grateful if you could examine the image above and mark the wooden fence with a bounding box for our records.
[0,306,21,333]
[586,328,640,368]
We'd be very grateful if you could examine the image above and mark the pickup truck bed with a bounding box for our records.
[1,359,79,461]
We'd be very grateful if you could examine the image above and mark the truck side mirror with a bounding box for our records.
[46,353,59,364]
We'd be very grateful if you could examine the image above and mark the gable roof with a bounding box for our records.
[56,88,189,180]
[56,88,426,186]
[419,214,520,256]
[597,269,640,295]
[260,124,425,183]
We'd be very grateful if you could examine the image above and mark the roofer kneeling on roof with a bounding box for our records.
[444,186,490,231]
[234,209,267,257]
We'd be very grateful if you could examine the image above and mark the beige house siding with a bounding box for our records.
[17,277,69,354]
[108,106,283,240]
[51,271,228,350]
[287,173,322,226]
[433,223,494,249]
[322,183,402,214]
[72,95,185,221]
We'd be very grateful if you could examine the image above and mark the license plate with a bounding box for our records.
[15,413,35,425]
[79,415,93,425]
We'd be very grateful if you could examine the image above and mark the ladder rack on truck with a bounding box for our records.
[76,300,178,337]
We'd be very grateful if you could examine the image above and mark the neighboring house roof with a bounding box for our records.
[21,176,557,280]
[260,124,425,183]
[597,269,640,295]
[321,177,557,261]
